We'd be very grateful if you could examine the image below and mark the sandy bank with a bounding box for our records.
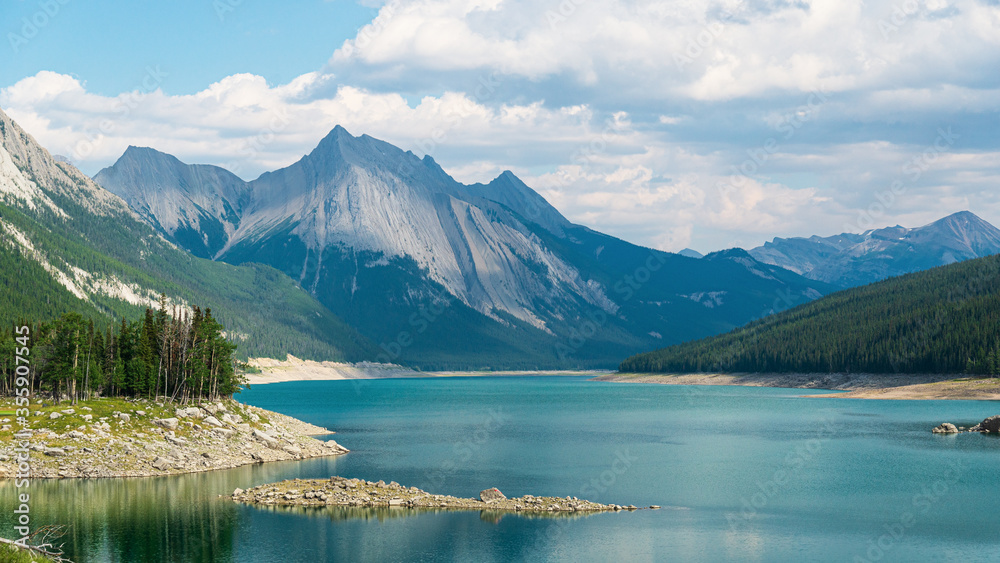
[245,355,423,385]
[245,356,608,385]
[595,372,1000,400]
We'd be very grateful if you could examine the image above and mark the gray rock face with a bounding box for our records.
[970,415,1000,433]
[932,423,959,434]
[93,146,251,260]
[203,415,223,427]
[480,488,506,503]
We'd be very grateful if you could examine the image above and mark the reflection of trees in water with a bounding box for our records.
[0,457,343,563]
[0,452,603,562]
[1,473,238,562]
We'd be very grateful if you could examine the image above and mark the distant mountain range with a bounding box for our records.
[93,126,833,368]
[746,211,1000,288]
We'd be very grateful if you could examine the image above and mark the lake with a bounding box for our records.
[3,376,999,562]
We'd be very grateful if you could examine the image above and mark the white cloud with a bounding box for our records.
[3,0,1000,254]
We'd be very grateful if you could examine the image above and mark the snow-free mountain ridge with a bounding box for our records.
[96,125,834,367]
[748,211,1000,287]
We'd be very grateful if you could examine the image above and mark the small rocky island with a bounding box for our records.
[932,415,1000,434]
[232,477,658,513]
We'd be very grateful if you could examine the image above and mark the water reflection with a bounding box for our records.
[0,457,345,562]
[248,503,606,524]
[0,455,605,562]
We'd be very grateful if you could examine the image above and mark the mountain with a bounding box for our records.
[96,126,835,369]
[0,106,375,361]
[748,212,1000,288]
[94,146,250,259]
[620,252,1000,375]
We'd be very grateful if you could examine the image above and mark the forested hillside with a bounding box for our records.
[620,254,1000,375]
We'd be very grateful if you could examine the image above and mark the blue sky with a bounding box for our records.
[3,0,999,252]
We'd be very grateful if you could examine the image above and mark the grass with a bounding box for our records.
[0,542,58,563]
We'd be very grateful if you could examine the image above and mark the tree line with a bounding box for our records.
[0,296,243,403]
[620,254,1000,376]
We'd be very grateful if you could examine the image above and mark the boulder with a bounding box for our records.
[43,447,67,457]
[48,412,61,420]
[118,413,131,423]
[932,423,959,434]
[176,407,204,419]
[282,444,303,456]
[82,414,93,422]
[252,429,279,449]
[480,488,506,503]
[222,413,242,425]
[203,416,223,427]
[151,456,174,471]
[212,427,236,438]
[154,418,179,431]
[233,488,244,497]
[970,415,1000,433]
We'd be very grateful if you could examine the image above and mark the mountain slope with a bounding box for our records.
[620,253,1000,375]
[748,211,1000,287]
[0,107,375,361]
[96,126,835,369]
[94,146,250,259]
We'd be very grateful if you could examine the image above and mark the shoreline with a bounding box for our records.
[244,355,609,385]
[0,397,349,480]
[595,372,1000,400]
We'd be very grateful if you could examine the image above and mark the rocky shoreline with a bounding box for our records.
[932,415,1000,434]
[232,477,658,513]
[0,398,348,479]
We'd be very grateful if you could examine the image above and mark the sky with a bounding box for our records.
[2,0,998,253]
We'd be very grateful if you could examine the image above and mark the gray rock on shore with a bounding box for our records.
[480,488,507,503]
[970,415,1000,433]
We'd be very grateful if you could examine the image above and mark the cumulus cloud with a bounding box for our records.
[2,0,999,253]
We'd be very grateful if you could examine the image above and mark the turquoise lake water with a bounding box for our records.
[3,376,999,562]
